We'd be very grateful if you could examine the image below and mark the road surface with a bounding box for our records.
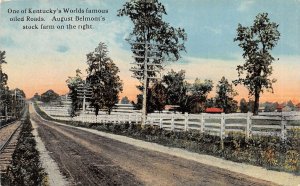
[30,106,276,186]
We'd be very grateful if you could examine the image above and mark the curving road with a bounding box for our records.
[29,106,276,186]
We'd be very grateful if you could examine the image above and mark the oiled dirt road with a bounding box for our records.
[30,108,276,186]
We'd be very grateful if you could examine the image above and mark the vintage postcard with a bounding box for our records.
[0,0,299,185]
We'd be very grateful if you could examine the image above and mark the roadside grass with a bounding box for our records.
[33,103,300,175]
[1,108,48,186]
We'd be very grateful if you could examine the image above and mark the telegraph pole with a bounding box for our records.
[130,41,163,126]
[76,80,92,114]
[141,43,148,126]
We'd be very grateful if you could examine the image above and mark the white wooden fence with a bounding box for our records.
[39,106,300,140]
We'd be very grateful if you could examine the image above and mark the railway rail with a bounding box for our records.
[0,121,22,174]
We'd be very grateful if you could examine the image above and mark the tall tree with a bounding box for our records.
[118,0,187,115]
[215,77,238,113]
[66,69,84,116]
[233,13,280,115]
[86,42,123,115]
[0,51,9,119]
[163,70,187,109]
[0,51,8,89]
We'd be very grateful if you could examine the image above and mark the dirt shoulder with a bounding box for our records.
[31,119,69,186]
[29,105,278,186]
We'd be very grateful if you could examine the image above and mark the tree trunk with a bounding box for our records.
[253,89,260,115]
[95,106,99,116]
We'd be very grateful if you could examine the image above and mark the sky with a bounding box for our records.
[0,0,299,103]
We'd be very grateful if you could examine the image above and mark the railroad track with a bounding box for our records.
[0,121,22,174]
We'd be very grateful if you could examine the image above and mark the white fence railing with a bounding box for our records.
[39,106,300,140]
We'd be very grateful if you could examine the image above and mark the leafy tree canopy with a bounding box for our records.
[234,13,280,115]
[86,42,123,115]
[41,90,59,103]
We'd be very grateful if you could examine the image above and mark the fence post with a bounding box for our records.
[171,113,175,130]
[281,115,287,141]
[136,113,139,124]
[159,117,163,129]
[117,114,121,124]
[184,113,189,131]
[200,113,205,133]
[246,112,252,139]
[220,113,225,150]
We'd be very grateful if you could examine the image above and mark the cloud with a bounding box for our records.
[237,0,255,12]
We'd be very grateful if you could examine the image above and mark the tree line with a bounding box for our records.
[131,70,238,114]
[36,0,281,116]
[64,0,281,116]
[0,51,26,122]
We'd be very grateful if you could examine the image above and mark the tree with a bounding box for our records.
[248,100,255,113]
[163,70,187,106]
[33,93,41,101]
[0,51,8,90]
[162,70,213,113]
[120,96,130,104]
[41,90,59,103]
[66,69,84,116]
[286,100,295,111]
[205,98,215,108]
[118,0,187,116]
[132,81,167,113]
[264,102,276,112]
[215,77,238,113]
[189,78,213,113]
[239,98,248,113]
[148,80,167,112]
[233,13,280,115]
[86,42,123,115]
[0,50,9,119]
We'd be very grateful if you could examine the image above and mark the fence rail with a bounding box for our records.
[39,106,300,140]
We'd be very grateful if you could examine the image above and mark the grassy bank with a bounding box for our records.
[1,109,47,186]
[34,102,300,174]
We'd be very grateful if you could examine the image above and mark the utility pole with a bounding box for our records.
[130,41,163,126]
[76,80,92,114]
[141,43,148,126]
[14,89,17,118]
